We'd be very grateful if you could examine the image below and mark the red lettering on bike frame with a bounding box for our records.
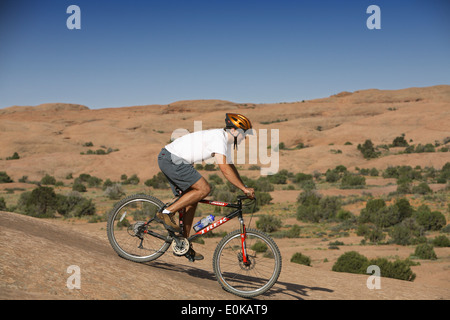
[199,199,229,207]
[195,217,229,235]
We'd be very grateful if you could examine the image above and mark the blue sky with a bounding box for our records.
[0,0,449,109]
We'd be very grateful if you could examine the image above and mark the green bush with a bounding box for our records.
[6,152,20,160]
[414,205,446,231]
[104,184,125,200]
[332,251,368,274]
[256,215,282,233]
[432,235,450,247]
[290,252,311,266]
[57,192,96,217]
[357,140,380,159]
[17,186,58,217]
[41,174,57,185]
[0,197,6,211]
[72,179,87,192]
[391,135,409,147]
[340,174,366,189]
[368,258,416,281]
[332,251,416,281]
[0,172,13,183]
[389,218,423,245]
[251,241,268,253]
[296,191,342,222]
[411,182,432,195]
[413,244,437,260]
[144,172,169,189]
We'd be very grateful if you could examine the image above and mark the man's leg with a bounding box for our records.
[166,177,211,214]
[182,203,198,238]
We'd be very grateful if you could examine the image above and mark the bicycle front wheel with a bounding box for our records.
[213,228,282,298]
[107,194,170,263]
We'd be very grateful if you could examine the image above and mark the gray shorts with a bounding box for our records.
[158,148,202,196]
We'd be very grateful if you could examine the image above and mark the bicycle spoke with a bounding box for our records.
[107,195,170,262]
[213,229,281,297]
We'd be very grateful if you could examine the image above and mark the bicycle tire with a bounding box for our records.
[212,228,282,298]
[107,194,170,263]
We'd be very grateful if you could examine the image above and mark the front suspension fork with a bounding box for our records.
[239,215,250,265]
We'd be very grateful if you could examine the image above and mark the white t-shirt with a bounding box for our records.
[165,129,233,164]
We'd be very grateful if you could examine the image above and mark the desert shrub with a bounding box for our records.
[72,179,87,192]
[297,190,321,206]
[357,140,380,159]
[411,182,432,194]
[290,252,311,266]
[87,176,103,187]
[251,241,268,253]
[0,197,6,211]
[389,218,423,245]
[0,171,13,183]
[6,152,20,160]
[359,199,386,223]
[413,244,437,260]
[432,235,450,247]
[391,135,409,147]
[271,224,301,238]
[57,192,96,217]
[144,172,169,189]
[325,169,340,182]
[208,174,223,185]
[204,164,216,171]
[41,174,56,185]
[296,191,342,222]
[367,227,386,243]
[256,215,282,233]
[336,209,354,221]
[17,186,58,217]
[359,198,405,228]
[122,174,139,185]
[394,198,414,221]
[104,184,125,200]
[368,258,416,281]
[332,251,368,274]
[333,251,416,281]
[340,174,366,189]
[293,172,313,183]
[255,191,273,207]
[267,170,289,184]
[414,205,446,231]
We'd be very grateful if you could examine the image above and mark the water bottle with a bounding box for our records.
[193,215,215,232]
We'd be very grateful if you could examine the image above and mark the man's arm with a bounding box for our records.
[214,153,255,199]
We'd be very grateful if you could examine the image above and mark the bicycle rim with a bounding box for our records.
[213,229,282,298]
[107,194,170,263]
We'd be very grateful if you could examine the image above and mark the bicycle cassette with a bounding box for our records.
[171,237,190,256]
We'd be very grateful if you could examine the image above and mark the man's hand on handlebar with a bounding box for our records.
[242,187,255,199]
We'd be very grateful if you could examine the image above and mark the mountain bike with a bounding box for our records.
[106,193,282,298]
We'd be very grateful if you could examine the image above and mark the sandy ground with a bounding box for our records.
[0,211,449,300]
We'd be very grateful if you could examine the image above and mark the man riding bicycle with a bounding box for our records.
[157,113,256,261]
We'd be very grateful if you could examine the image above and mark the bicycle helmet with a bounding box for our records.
[225,113,253,150]
[225,113,252,132]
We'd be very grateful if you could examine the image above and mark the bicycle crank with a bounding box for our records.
[171,237,190,256]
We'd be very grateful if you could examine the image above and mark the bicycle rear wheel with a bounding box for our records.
[212,228,282,298]
[107,194,170,263]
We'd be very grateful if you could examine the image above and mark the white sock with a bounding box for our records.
[162,209,172,215]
